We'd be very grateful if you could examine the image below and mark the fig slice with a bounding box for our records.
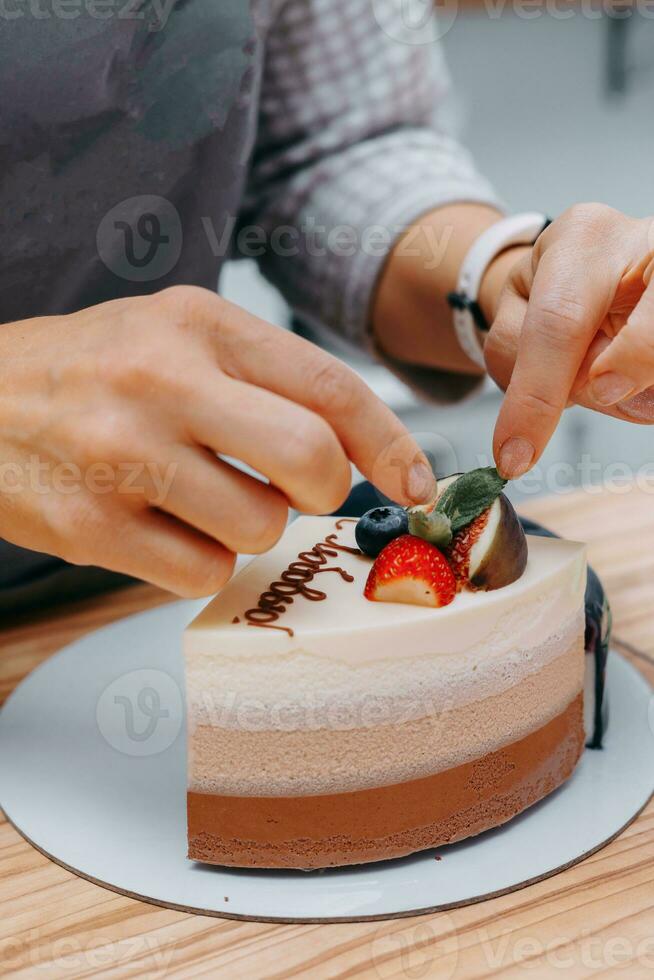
[465,493,528,590]
[436,473,528,591]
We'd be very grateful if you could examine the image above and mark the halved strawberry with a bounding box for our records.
[364,535,456,608]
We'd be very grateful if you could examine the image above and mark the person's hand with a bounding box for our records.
[481,204,654,478]
[0,286,435,596]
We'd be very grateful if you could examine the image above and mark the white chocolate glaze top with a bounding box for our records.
[185,516,586,665]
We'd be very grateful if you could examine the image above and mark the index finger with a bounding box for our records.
[180,287,437,506]
[492,248,614,478]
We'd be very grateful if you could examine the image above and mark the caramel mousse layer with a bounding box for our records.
[188,639,583,797]
[188,693,584,869]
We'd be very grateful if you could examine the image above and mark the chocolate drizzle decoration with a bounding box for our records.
[242,522,361,637]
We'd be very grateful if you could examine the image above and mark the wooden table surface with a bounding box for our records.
[2,485,654,979]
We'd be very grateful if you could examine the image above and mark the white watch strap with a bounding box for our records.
[450,212,549,369]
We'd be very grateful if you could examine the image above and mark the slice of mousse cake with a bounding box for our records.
[184,470,588,869]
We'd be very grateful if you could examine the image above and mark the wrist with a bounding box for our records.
[372,204,505,374]
[449,213,548,369]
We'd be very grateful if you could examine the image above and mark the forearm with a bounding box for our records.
[249,0,502,360]
[372,203,527,376]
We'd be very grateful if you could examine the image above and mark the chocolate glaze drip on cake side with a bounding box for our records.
[242,520,361,636]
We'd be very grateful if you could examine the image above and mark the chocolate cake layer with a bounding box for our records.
[187,693,584,869]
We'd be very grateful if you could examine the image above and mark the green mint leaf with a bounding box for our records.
[435,468,507,533]
[407,508,453,548]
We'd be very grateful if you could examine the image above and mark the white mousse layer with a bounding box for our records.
[184,517,586,734]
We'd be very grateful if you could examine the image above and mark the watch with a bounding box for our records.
[447,212,550,370]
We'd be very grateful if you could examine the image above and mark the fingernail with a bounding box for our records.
[588,372,636,407]
[498,437,535,479]
[408,460,436,503]
[616,390,654,421]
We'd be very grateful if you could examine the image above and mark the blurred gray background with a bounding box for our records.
[221,12,654,504]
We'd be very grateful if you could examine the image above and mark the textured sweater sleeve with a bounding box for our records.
[240,0,503,400]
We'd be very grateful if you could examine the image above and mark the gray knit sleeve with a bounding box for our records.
[240,0,503,399]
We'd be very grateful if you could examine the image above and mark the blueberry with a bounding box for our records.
[355,507,408,558]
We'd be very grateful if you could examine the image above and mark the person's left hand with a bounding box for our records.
[481,203,654,479]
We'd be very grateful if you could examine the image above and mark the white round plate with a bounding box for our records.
[1,600,653,923]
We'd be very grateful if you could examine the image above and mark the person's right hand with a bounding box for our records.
[483,205,654,479]
[0,286,435,596]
